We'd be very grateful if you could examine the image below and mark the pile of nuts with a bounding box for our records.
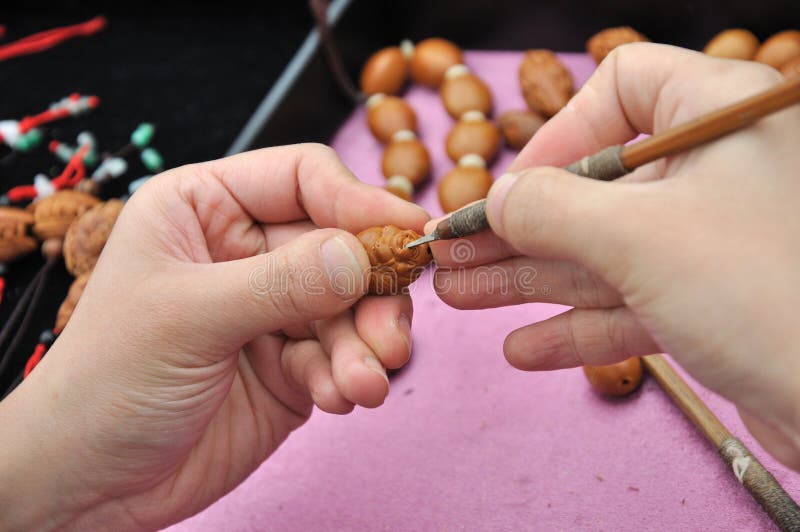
[704,28,800,77]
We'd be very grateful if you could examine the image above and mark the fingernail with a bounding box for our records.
[363,356,389,385]
[397,314,413,355]
[321,236,364,299]
[486,172,518,236]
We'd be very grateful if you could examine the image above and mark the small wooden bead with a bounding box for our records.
[586,27,649,64]
[440,65,492,119]
[780,56,800,78]
[366,94,417,144]
[754,30,800,69]
[519,49,574,118]
[497,109,546,150]
[382,131,431,187]
[703,29,760,60]
[41,237,63,260]
[583,358,644,397]
[384,175,414,202]
[360,46,409,96]
[445,111,501,163]
[409,37,463,88]
[438,155,493,213]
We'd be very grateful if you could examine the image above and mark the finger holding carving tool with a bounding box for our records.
[423,44,800,529]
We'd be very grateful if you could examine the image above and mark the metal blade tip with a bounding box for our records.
[406,233,436,248]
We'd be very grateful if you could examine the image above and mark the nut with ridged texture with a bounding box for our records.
[703,29,760,60]
[445,111,501,163]
[519,49,574,118]
[55,272,91,333]
[63,199,124,276]
[356,225,432,295]
[439,64,493,119]
[586,26,649,64]
[583,358,644,397]
[366,94,417,144]
[438,154,493,213]
[0,207,37,263]
[32,190,100,241]
[360,46,409,96]
[382,130,431,187]
[409,37,463,88]
[754,30,800,69]
[497,109,547,150]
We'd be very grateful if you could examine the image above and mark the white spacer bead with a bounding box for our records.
[461,110,486,122]
[400,39,414,59]
[386,175,414,196]
[444,64,470,80]
[366,93,386,109]
[458,154,486,169]
[33,174,55,198]
[391,129,417,142]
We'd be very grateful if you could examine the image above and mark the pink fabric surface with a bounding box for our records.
[168,51,799,531]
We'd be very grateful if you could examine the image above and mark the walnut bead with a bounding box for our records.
[382,132,431,187]
[0,207,37,263]
[410,38,463,87]
[583,358,644,397]
[755,30,800,69]
[438,156,493,213]
[781,56,800,78]
[360,46,409,96]
[356,225,432,295]
[32,190,100,241]
[445,112,501,163]
[367,94,417,144]
[586,26,649,64]
[704,29,760,60]
[63,199,124,276]
[440,65,492,119]
[54,272,90,333]
[497,110,546,150]
[519,49,574,118]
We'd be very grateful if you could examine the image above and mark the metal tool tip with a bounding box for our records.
[406,233,436,248]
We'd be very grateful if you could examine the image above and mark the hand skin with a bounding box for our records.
[0,144,428,530]
[429,44,800,471]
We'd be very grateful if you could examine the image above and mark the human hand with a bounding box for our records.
[429,44,800,470]
[0,144,428,530]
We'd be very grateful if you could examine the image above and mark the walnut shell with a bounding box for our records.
[519,50,574,118]
[497,109,547,150]
[382,135,431,187]
[409,38,463,88]
[366,95,418,144]
[32,190,100,241]
[583,358,643,397]
[754,30,800,69]
[0,207,37,263]
[63,199,124,276]
[703,29,760,60]
[440,68,493,119]
[445,115,501,163]
[781,56,800,78]
[360,46,409,96]
[356,225,432,295]
[586,26,649,64]
[438,164,494,213]
[54,272,90,333]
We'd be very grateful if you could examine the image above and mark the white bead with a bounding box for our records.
[386,175,414,196]
[400,39,414,59]
[33,174,55,197]
[458,154,486,169]
[391,129,417,142]
[366,93,386,109]
[444,64,470,80]
[0,120,21,146]
[461,110,486,123]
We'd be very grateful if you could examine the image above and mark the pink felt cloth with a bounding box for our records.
[168,51,799,530]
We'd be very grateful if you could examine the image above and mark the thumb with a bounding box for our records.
[485,167,645,275]
[179,228,370,348]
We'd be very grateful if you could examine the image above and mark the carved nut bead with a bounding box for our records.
[366,94,417,144]
[519,50,574,118]
[438,155,493,213]
[382,131,431,187]
[63,199,124,276]
[55,271,90,333]
[409,37,463,87]
[445,111,501,163]
[586,26,649,64]
[0,207,37,263]
[32,190,100,241]
[583,358,644,397]
[356,225,432,295]
[497,109,546,150]
[440,65,493,119]
[704,29,760,60]
[360,46,409,96]
[754,30,800,69]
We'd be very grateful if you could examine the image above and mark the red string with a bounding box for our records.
[0,25,5,39]
[7,185,37,202]
[0,16,106,63]
[51,144,89,188]
[23,342,46,378]
[18,94,100,133]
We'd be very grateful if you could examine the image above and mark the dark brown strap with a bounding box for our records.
[309,0,364,105]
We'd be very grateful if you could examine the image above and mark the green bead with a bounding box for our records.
[131,123,155,148]
[141,147,164,172]
[16,128,43,152]
[83,150,99,167]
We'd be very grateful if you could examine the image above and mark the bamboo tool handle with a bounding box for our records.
[420,76,800,246]
[642,355,800,531]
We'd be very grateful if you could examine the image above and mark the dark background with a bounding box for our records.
[1,0,797,393]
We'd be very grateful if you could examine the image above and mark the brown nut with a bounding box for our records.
[356,225,432,295]
[0,207,37,263]
[381,131,431,187]
[438,155,493,213]
[445,112,501,163]
[439,65,493,119]
[780,56,800,78]
[587,26,649,64]
[63,199,124,276]
[54,271,90,333]
[497,110,547,150]
[384,176,414,202]
[409,37,463,87]
[32,190,100,241]
[519,49,574,118]
[360,46,409,96]
[703,29,760,60]
[755,30,800,69]
[583,358,643,397]
[366,94,417,144]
